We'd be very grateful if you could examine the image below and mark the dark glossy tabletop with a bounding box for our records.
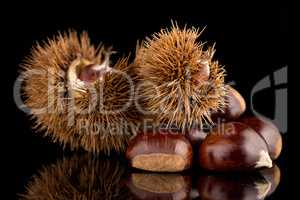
[14,141,287,200]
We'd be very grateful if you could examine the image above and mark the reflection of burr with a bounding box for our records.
[21,31,139,154]
[20,153,132,200]
[134,24,226,129]
[126,173,191,200]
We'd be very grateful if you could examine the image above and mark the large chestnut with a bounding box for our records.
[198,122,272,171]
[126,131,193,172]
[239,116,282,160]
[211,86,246,121]
[126,173,191,200]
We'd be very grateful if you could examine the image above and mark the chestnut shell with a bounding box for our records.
[126,131,193,172]
[198,122,272,171]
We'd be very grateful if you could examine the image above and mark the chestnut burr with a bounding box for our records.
[239,116,282,160]
[198,122,273,171]
[126,131,193,172]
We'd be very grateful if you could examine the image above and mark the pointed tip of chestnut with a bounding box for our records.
[239,116,282,160]
[198,122,272,171]
[255,150,273,168]
[126,131,193,172]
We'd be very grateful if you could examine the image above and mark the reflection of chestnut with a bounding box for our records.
[212,86,246,121]
[199,122,272,171]
[259,165,281,196]
[197,172,274,200]
[126,131,193,172]
[239,116,282,160]
[126,173,191,200]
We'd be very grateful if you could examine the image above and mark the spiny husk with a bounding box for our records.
[134,25,227,129]
[21,31,139,154]
[20,154,132,200]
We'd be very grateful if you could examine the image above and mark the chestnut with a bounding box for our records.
[239,116,282,160]
[211,86,246,121]
[198,122,272,171]
[78,63,108,83]
[126,131,193,172]
[197,172,274,200]
[126,173,191,200]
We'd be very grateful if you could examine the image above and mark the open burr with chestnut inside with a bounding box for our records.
[21,31,140,154]
[133,24,227,129]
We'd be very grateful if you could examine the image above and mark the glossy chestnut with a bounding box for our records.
[198,122,272,171]
[126,131,193,172]
[211,86,246,121]
[239,116,282,160]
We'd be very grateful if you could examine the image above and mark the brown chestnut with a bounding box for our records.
[211,86,246,121]
[126,131,193,172]
[197,172,274,200]
[198,122,272,171]
[239,116,282,160]
[126,173,191,200]
[79,63,108,83]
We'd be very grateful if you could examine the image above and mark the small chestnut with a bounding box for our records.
[126,131,193,172]
[198,122,272,171]
[239,116,282,160]
[126,173,191,200]
[211,86,246,121]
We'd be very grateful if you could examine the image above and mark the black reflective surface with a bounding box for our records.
[17,152,285,200]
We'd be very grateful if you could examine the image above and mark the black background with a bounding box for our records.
[4,2,288,199]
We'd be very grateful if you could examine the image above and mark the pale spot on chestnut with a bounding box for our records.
[239,116,282,160]
[255,150,273,168]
